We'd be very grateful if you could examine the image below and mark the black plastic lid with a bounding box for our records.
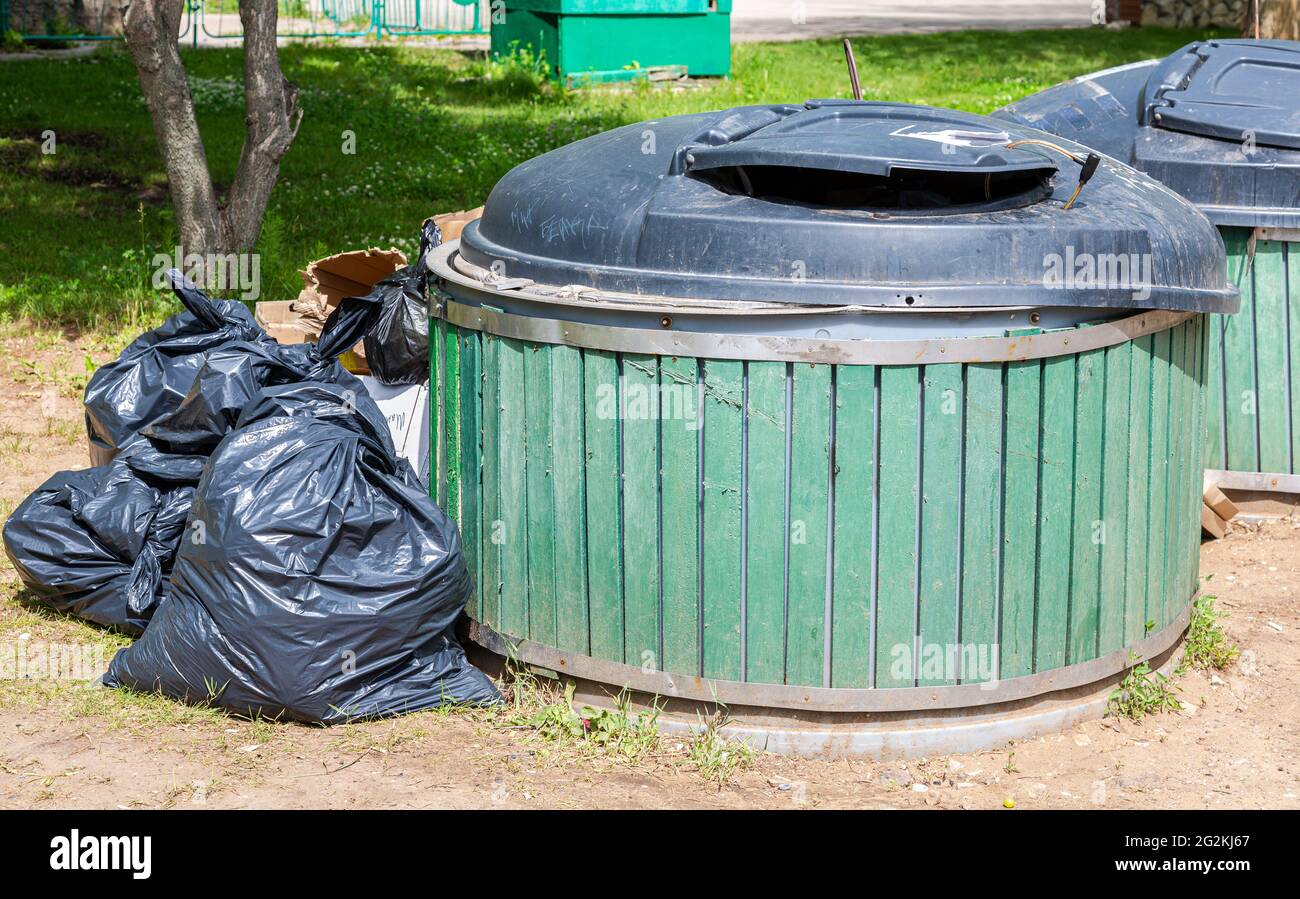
[457,100,1234,312]
[1140,39,1300,149]
[996,39,1300,228]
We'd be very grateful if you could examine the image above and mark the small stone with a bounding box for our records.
[1074,733,1092,747]
[1179,701,1198,716]
[879,768,910,788]
[1118,773,1159,792]
[911,783,929,793]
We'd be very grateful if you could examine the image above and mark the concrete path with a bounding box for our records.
[731,0,1096,42]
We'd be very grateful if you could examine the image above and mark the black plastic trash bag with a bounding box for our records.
[4,284,386,635]
[104,377,499,722]
[362,219,440,386]
[84,269,272,466]
[2,445,195,636]
[139,303,372,457]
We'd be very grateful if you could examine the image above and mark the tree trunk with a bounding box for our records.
[119,0,223,256]
[1246,0,1300,38]
[119,0,300,260]
[223,0,302,250]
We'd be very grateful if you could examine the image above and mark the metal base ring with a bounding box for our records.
[461,602,1192,760]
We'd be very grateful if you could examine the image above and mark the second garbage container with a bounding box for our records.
[996,38,1300,494]
[429,100,1237,756]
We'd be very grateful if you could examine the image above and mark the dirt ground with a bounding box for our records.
[0,327,1296,810]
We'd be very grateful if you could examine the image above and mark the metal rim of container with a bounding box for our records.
[467,596,1193,714]
[431,242,1197,364]
[436,298,1193,367]
[1205,469,1300,494]
[434,240,1236,318]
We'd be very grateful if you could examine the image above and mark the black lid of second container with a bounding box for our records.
[996,39,1300,228]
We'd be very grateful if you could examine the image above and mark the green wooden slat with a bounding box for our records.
[1182,318,1199,607]
[1288,243,1300,472]
[999,360,1040,680]
[583,350,624,662]
[831,364,875,688]
[1204,309,1224,470]
[1068,347,1104,665]
[551,345,589,655]
[1177,318,1196,610]
[1189,314,1209,602]
[429,315,440,501]
[497,337,529,638]
[1164,321,1188,627]
[1124,334,1153,646]
[622,354,661,670]
[876,366,920,688]
[1222,230,1258,471]
[480,334,502,628]
[701,359,743,681]
[1035,354,1075,671]
[745,361,787,684]
[1147,327,1172,634]
[444,325,461,522]
[660,355,700,676]
[524,343,557,646]
[1254,241,1289,473]
[960,363,1001,683]
[435,316,448,508]
[458,329,482,605]
[1099,340,1131,656]
[786,363,831,687]
[918,364,961,687]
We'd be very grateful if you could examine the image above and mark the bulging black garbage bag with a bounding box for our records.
[4,286,387,635]
[139,272,383,454]
[362,219,440,386]
[2,441,195,636]
[83,269,273,467]
[104,377,499,722]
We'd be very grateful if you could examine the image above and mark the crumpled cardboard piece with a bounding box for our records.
[431,206,484,243]
[258,208,485,372]
[291,247,409,334]
[288,247,407,373]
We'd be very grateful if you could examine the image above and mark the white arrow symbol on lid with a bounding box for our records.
[889,125,1012,148]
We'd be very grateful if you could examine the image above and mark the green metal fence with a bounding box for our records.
[2,0,487,43]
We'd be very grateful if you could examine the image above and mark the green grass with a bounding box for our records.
[1181,594,1240,672]
[1107,659,1182,721]
[0,27,1231,329]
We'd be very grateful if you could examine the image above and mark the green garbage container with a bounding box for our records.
[429,102,1236,757]
[491,0,731,80]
